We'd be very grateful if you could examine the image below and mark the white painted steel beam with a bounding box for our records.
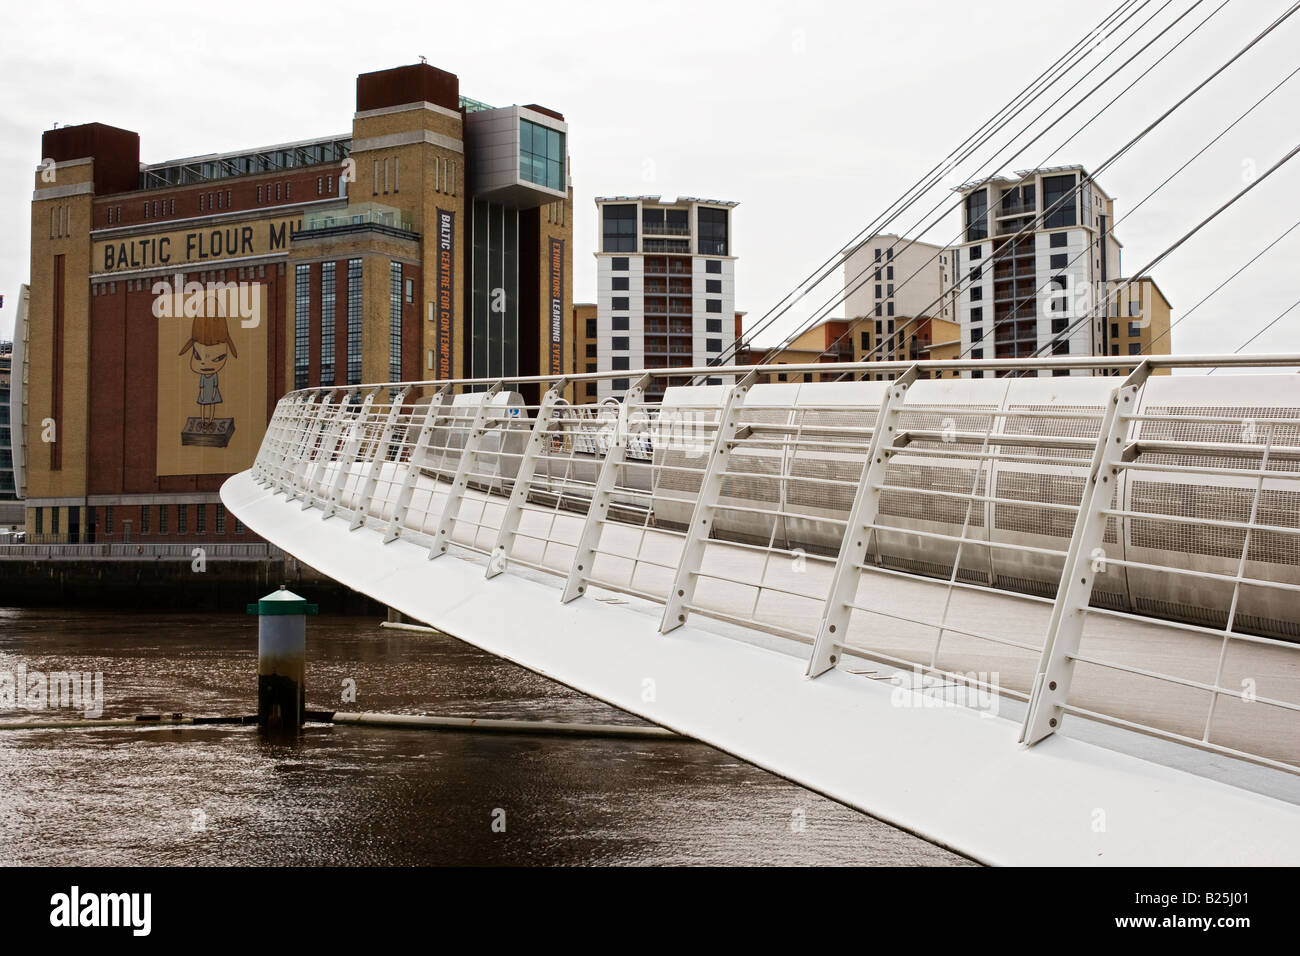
[561,374,651,603]
[806,366,918,677]
[660,370,758,634]
[488,380,565,578]
[1021,363,1151,746]
[431,381,503,559]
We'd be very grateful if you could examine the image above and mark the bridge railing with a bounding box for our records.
[246,355,1300,774]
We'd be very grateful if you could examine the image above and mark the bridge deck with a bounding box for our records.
[224,466,1300,865]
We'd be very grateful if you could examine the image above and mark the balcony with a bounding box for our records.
[642,222,690,237]
[644,238,690,254]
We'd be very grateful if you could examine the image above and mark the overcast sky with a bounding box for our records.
[1,0,1297,359]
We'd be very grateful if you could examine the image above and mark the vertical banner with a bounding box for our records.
[549,237,564,376]
[435,209,455,380]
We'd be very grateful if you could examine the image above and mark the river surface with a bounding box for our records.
[0,607,967,866]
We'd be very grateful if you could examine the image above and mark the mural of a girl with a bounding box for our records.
[179,312,238,445]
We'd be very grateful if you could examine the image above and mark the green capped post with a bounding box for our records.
[248,585,317,735]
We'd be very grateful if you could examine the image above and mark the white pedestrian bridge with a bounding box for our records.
[222,355,1300,865]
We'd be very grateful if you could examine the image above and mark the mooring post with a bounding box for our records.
[247,586,318,735]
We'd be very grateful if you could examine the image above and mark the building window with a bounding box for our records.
[706,279,722,294]
[612,277,629,291]
[235,518,244,534]
[965,189,988,242]
[196,506,206,535]
[706,300,722,313]
[971,326,983,342]
[1128,320,1143,337]
[585,318,597,337]
[520,119,565,192]
[389,262,403,381]
[602,204,637,253]
[887,301,895,316]
[860,332,870,349]
[874,248,881,262]
[875,285,882,298]
[612,378,629,392]
[875,304,882,317]
[1050,253,1069,269]
[216,508,225,535]
[1052,318,1069,333]
[706,318,722,333]
[698,207,728,256]
[971,286,983,301]
[585,343,597,357]
[612,356,630,370]
[294,264,310,389]
[320,262,336,386]
[706,338,722,353]
[347,259,362,385]
[706,259,722,274]
[972,348,983,359]
[612,316,629,331]
[34,509,43,535]
[1128,343,1142,355]
[887,284,894,296]
[177,505,187,536]
[612,256,629,271]
[969,245,982,260]
[612,336,629,351]
[971,307,983,322]
[1042,174,1077,229]
[1050,232,1068,248]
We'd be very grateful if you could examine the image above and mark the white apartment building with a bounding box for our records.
[594,196,738,400]
[841,234,957,373]
[953,165,1122,376]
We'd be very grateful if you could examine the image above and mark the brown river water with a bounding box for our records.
[0,607,968,866]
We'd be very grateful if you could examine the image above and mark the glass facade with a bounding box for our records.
[294,264,310,389]
[389,262,403,382]
[965,189,988,242]
[470,200,520,379]
[346,259,362,385]
[698,207,728,256]
[320,262,336,386]
[602,204,637,253]
[520,119,564,192]
[1042,174,1077,229]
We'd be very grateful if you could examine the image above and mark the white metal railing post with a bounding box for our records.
[561,374,652,603]
[1020,363,1150,745]
[350,386,410,531]
[289,392,335,502]
[806,366,919,677]
[660,370,759,634]
[430,381,505,559]
[487,378,566,578]
[303,390,350,510]
[255,394,295,487]
[382,386,451,544]
[271,394,314,495]
[323,390,377,520]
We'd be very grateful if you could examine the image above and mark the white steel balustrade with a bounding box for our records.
[242,355,1300,776]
